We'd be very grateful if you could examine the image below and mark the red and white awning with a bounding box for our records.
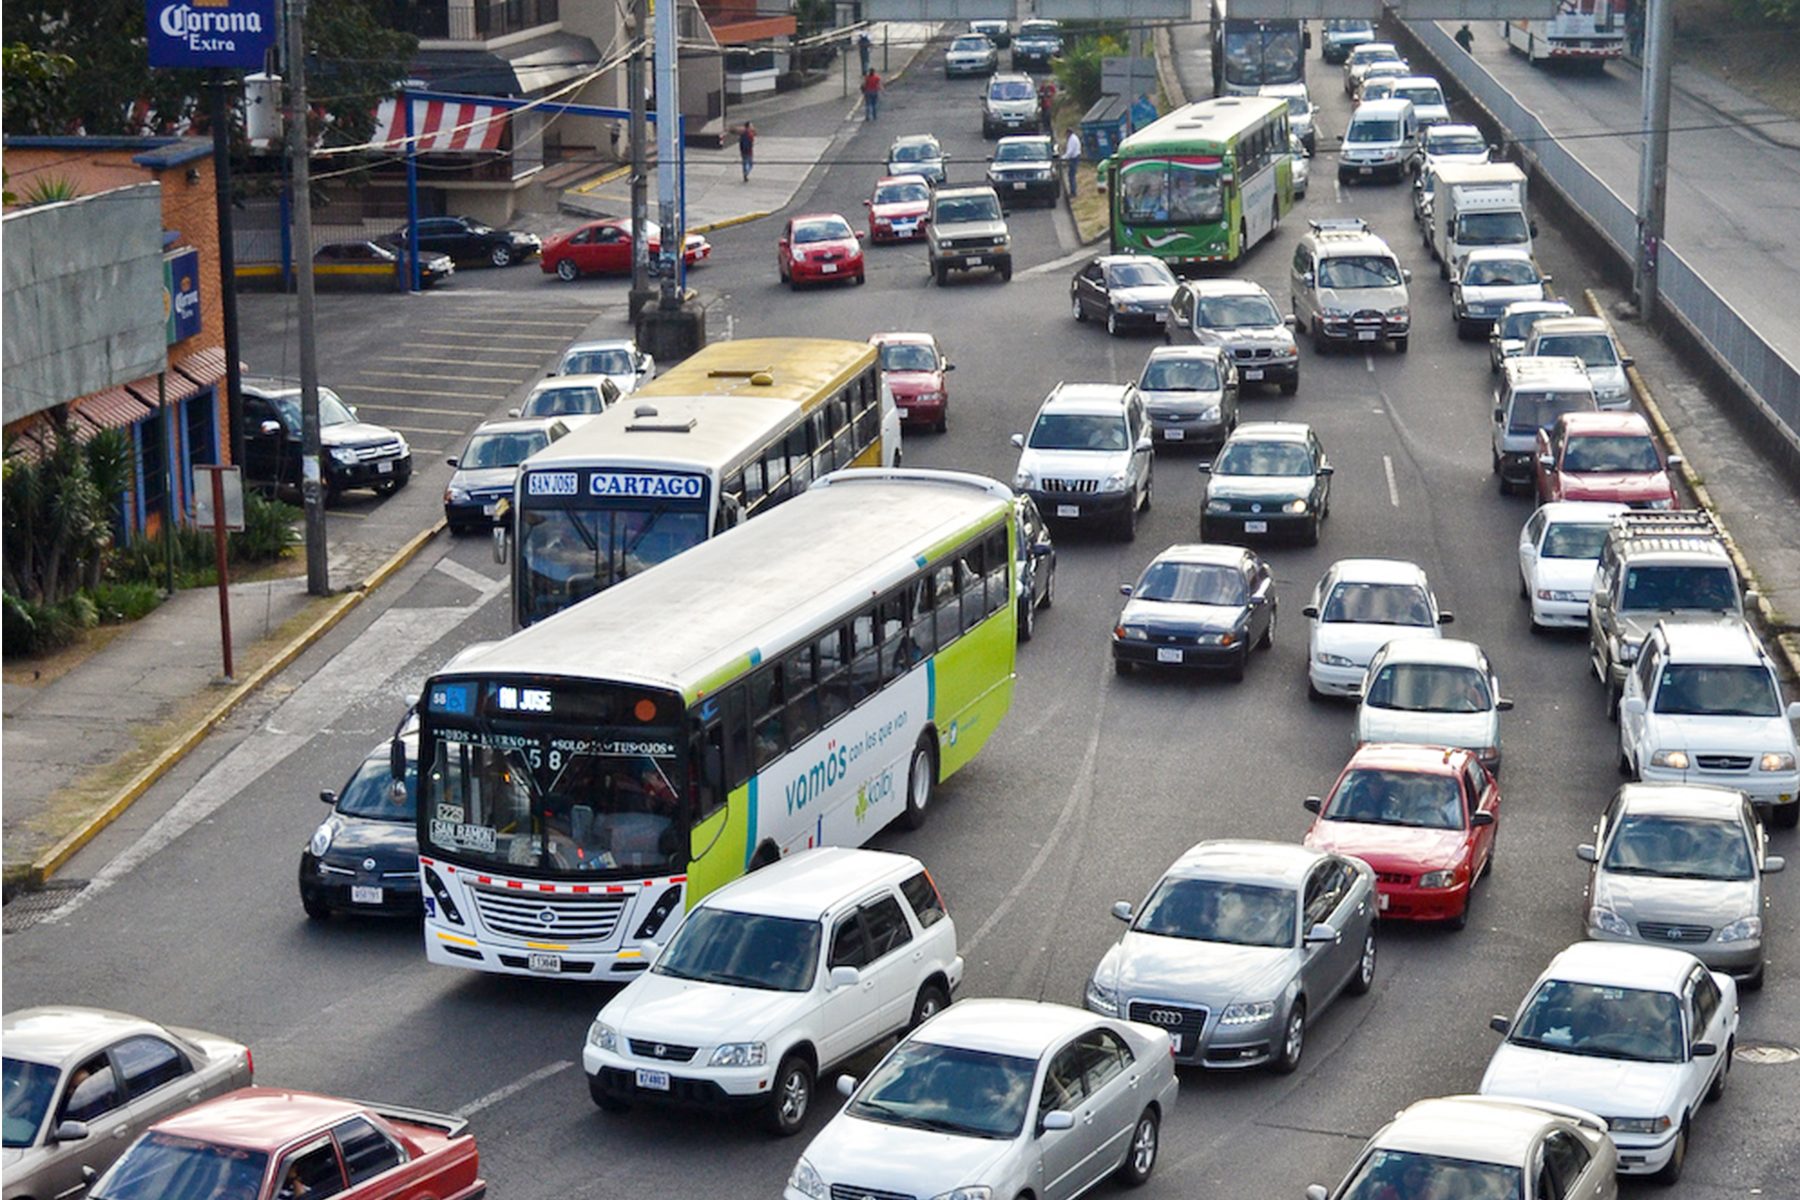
[373,98,509,152]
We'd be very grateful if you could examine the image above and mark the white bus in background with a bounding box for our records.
[1501,0,1625,69]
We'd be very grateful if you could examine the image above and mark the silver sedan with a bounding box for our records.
[786,999,1178,1200]
[1085,840,1377,1073]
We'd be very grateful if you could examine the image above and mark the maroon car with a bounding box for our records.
[864,174,931,243]
[870,332,953,432]
[1534,411,1678,509]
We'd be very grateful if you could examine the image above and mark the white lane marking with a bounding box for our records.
[1364,355,1375,372]
[1383,455,1400,507]
[454,1061,574,1118]
[435,557,509,603]
[1020,245,1103,279]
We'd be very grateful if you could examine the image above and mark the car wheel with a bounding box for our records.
[934,262,948,286]
[1114,657,1133,676]
[1303,514,1321,546]
[1042,562,1056,608]
[1115,1108,1160,1187]
[1280,375,1299,396]
[855,271,866,285]
[1140,470,1153,512]
[1348,929,1376,995]
[1313,326,1329,355]
[489,245,513,268]
[588,1073,630,1113]
[555,258,579,281]
[1073,293,1087,322]
[1619,741,1634,777]
[900,736,936,830]
[1018,594,1035,642]
[1518,571,1528,600]
[1774,802,1800,830]
[301,889,331,921]
[1307,679,1328,703]
[1107,309,1120,336]
[1258,605,1275,650]
[999,260,1012,282]
[1707,1041,1733,1098]
[763,1054,814,1137]
[1743,959,1766,990]
[1604,676,1620,723]
[1393,337,1409,354]
[935,415,948,434]
[1655,1120,1688,1185]
[909,982,951,1031]
[1118,499,1138,542]
[375,477,404,497]
[1271,1003,1306,1074]
[1439,258,1450,280]
[1448,879,1473,931]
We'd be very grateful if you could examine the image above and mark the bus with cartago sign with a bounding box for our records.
[501,337,899,627]
[415,468,1018,980]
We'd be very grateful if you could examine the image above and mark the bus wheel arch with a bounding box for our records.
[749,840,782,871]
[901,732,939,831]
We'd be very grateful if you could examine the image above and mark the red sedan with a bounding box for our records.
[865,174,932,243]
[1534,411,1678,509]
[540,217,711,281]
[778,213,865,288]
[1302,743,1500,929]
[90,1086,485,1199]
[870,331,954,432]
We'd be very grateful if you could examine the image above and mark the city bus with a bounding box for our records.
[1106,95,1294,269]
[1502,1,1624,67]
[414,468,1019,979]
[1211,0,1306,95]
[502,337,898,627]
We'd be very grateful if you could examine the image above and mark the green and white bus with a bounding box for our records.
[415,468,1018,980]
[1105,95,1293,269]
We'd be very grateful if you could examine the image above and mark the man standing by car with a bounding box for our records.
[863,68,882,120]
[1063,127,1082,196]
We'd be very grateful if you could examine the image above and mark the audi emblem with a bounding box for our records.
[1145,1008,1184,1026]
[536,908,558,926]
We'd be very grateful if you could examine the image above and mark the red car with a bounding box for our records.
[864,174,932,243]
[540,217,711,281]
[778,213,865,288]
[1534,411,1678,509]
[1302,743,1499,928]
[90,1086,485,1199]
[870,331,953,432]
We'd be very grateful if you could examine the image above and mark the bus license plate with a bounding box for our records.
[527,952,562,974]
[1244,520,1268,533]
[1056,504,1080,518]
[351,885,383,905]
[1165,428,1185,441]
[635,1068,671,1092]
[1243,368,1263,380]
[1357,330,1378,341]
[1157,648,1183,663]
[377,460,394,474]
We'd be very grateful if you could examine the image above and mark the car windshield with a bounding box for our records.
[1339,1149,1523,1200]
[1021,20,1058,36]
[1428,132,1486,156]
[951,36,989,51]
[794,218,853,243]
[880,343,938,372]
[1119,160,1223,226]
[1329,19,1374,34]
[995,141,1050,163]
[334,753,419,821]
[1278,94,1310,116]
[270,388,355,430]
[1541,521,1610,559]
[1364,663,1491,714]
[991,79,1034,100]
[91,1133,270,1200]
[563,349,634,376]
[1537,334,1619,369]
[891,142,938,163]
[1105,261,1175,289]
[1029,412,1128,451]
[1360,80,1395,101]
[1621,565,1739,612]
[522,386,607,417]
[1322,582,1433,625]
[1509,979,1684,1063]
[848,1041,1036,1139]
[1507,391,1592,435]
[1501,307,1567,340]
[1139,357,1221,392]
[1215,440,1313,476]
[1561,434,1659,473]
[1654,664,1782,718]
[875,180,930,204]
[1604,815,1755,881]
[1325,768,1466,829]
[1457,210,1530,245]
[1197,294,1281,328]
[2,1057,56,1147]
[1134,877,1296,948]
[1465,259,1539,287]
[1346,118,1401,143]
[936,195,1001,223]
[1350,45,1399,64]
[461,431,548,470]
[1395,86,1442,108]
[1319,255,1402,289]
[1134,561,1247,605]
[653,907,820,991]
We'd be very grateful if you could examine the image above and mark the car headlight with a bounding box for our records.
[993,234,1011,247]
[1761,753,1797,772]
[1218,1001,1275,1026]
[1607,1115,1673,1136]
[309,822,333,858]
[929,1189,991,1200]
[788,1158,829,1200]
[1650,749,1690,769]
[709,1042,767,1067]
[1196,405,1221,421]
[1589,904,1631,936]
[1316,652,1357,667]
[329,447,360,466]
[1418,869,1459,889]
[1117,625,1149,641]
[792,247,806,262]
[1536,589,1583,603]
[586,1020,618,1051]
[1085,977,1121,1015]
[445,486,470,504]
[1013,468,1035,490]
[1276,344,1298,358]
[1322,308,1350,320]
[1101,472,1128,492]
[1717,915,1762,943]
[1282,499,1309,514]
[1617,639,1641,664]
[1195,631,1237,647]
[1386,306,1410,320]
[1205,498,1231,513]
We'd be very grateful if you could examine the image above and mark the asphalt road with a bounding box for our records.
[9,35,1799,1200]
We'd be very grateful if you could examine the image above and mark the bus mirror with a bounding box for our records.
[492,525,509,566]
[389,737,407,782]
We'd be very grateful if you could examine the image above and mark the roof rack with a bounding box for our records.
[1307,217,1370,234]
[1608,511,1720,540]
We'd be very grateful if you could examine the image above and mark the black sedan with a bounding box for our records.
[387,215,542,267]
[1112,543,1277,680]
[1014,493,1057,642]
[314,239,453,289]
[1070,254,1179,336]
[298,736,420,919]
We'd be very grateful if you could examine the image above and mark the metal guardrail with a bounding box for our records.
[1410,18,1800,452]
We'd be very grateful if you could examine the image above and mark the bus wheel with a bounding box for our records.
[1272,198,1281,233]
[901,737,937,831]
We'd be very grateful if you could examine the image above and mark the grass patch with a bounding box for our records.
[1069,164,1110,243]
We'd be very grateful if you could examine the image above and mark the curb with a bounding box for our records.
[25,518,448,888]
[1583,289,1800,681]
[570,164,631,196]
[692,210,772,235]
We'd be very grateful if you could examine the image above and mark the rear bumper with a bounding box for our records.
[1112,638,1245,671]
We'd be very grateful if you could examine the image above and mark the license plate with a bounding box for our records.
[1157,648,1184,663]
[1243,368,1264,380]
[482,502,497,517]
[635,1068,671,1091]
[1165,428,1185,441]
[821,263,838,274]
[350,885,383,905]
[377,460,394,474]
[1169,1033,1183,1053]
[1244,520,1268,533]
[1359,165,1373,175]
[1012,182,1027,190]
[1056,504,1079,518]
[894,222,916,234]
[527,952,562,974]
[1378,893,1391,911]
[1357,330,1378,341]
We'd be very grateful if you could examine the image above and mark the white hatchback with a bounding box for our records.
[1517,501,1628,629]
[1305,559,1454,699]
[1353,638,1511,772]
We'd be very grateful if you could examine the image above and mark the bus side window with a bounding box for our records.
[907,577,938,660]
[784,645,820,747]
[809,407,835,474]
[984,526,1009,616]
[741,459,766,509]
[761,440,790,503]
[750,669,785,771]
[857,371,881,444]
[933,564,961,649]
[691,716,726,823]
[721,684,749,792]
[831,392,855,464]
[850,609,880,704]
[881,591,917,680]
[786,427,814,491]
[817,628,850,723]
[959,544,986,633]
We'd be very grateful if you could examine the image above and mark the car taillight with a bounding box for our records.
[245,1048,255,1079]
[923,867,947,913]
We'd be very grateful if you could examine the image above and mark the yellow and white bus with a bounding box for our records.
[416,468,1018,980]
[505,337,900,627]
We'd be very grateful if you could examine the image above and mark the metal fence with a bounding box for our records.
[1410,18,1800,451]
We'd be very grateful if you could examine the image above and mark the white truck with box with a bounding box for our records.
[1424,162,1534,280]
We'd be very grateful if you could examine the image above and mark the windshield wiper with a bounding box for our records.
[699,970,779,990]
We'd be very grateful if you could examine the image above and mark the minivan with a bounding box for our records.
[1339,98,1419,183]
[1491,356,1596,495]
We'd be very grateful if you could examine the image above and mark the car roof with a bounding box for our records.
[1353,98,1414,119]
[996,134,1052,146]
[1529,316,1611,337]
[1503,356,1591,387]
[1370,637,1486,668]
[467,417,565,437]
[1144,343,1227,364]
[1149,542,1253,568]
[1429,123,1482,138]
[1500,299,1573,317]
[1165,839,1323,888]
[1312,229,1396,256]
[1558,411,1651,434]
[562,338,637,354]
[874,173,930,188]
[1655,618,1766,665]
[1534,500,1630,524]
[1544,941,1706,991]
[1097,254,1166,269]
[703,846,921,919]
[869,331,938,348]
[528,374,615,395]
[1390,75,1442,90]
[935,185,1000,200]
[1043,383,1131,412]
[992,71,1033,83]
[1,1007,175,1066]
[1183,277,1274,299]
[149,1087,372,1150]
[1617,782,1752,821]
[791,212,853,225]
[1346,742,1474,775]
[1325,557,1429,585]
[1352,41,1399,55]
[1378,1096,1571,1163]
[1465,247,1535,264]
[1227,420,1312,443]
[890,134,940,148]
[913,999,1103,1058]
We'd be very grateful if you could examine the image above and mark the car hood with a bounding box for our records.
[1648,713,1797,753]
[1535,558,1601,592]
[1020,447,1130,477]
[602,970,804,1044]
[1111,284,1177,307]
[1461,283,1544,306]
[797,238,860,257]
[990,161,1054,175]
[1307,821,1469,872]
[1109,931,1296,1004]
[1141,387,1226,409]
[871,200,929,220]
[884,370,945,395]
[1320,284,1408,312]
[448,466,518,493]
[1120,598,1247,632]
[320,814,418,865]
[1595,872,1757,929]
[806,1114,1015,1191]
[1355,707,1496,752]
[1481,1043,1685,1117]
[1313,621,1440,665]
[1207,474,1315,501]
[320,421,401,449]
[1557,470,1671,501]
[1205,325,1294,348]
[936,218,1007,239]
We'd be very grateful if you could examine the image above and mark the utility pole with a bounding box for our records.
[286,0,329,595]
[1633,0,1675,321]
[629,0,652,319]
[207,72,246,468]
[653,0,683,310]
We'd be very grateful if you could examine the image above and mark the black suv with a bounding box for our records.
[388,215,542,267]
[242,378,413,501]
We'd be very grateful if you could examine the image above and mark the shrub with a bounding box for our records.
[2,590,98,657]
[231,491,300,562]
[89,580,163,623]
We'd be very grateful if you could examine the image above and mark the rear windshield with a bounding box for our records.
[1536,333,1619,369]
[990,80,1034,100]
[1620,565,1739,612]
[1507,391,1592,435]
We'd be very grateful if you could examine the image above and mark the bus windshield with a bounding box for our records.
[518,503,708,627]
[1120,161,1223,226]
[1222,22,1302,87]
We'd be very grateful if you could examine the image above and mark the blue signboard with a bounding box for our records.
[146,0,278,70]
[164,246,202,344]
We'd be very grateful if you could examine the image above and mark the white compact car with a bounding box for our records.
[1390,75,1451,126]
[1490,298,1575,372]
[1524,316,1634,409]
[1305,559,1454,699]
[787,999,1178,1200]
[1454,248,1549,339]
[1353,638,1511,772]
[1480,941,1738,1183]
[1517,501,1628,629]
[510,373,620,430]
[583,847,963,1135]
[554,337,656,394]
[1012,382,1155,540]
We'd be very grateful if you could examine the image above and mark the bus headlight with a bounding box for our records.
[634,884,684,940]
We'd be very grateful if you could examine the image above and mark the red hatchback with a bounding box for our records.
[870,332,953,432]
[91,1086,485,1200]
[865,174,932,243]
[1534,411,1678,509]
[1302,744,1500,929]
[540,217,712,281]
[778,213,865,288]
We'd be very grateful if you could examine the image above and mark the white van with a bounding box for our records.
[1490,356,1596,494]
[1390,76,1451,128]
[1338,97,1419,184]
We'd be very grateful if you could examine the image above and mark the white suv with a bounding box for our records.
[1290,219,1412,354]
[1619,619,1800,829]
[1012,383,1155,540]
[583,847,964,1135]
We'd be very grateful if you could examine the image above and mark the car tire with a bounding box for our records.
[1774,802,1800,830]
[1707,1042,1733,1098]
[1107,309,1120,336]
[935,415,948,434]
[1439,258,1450,280]
[556,258,579,282]
[1073,293,1087,322]
[1115,1108,1160,1187]
[1313,326,1329,355]
[1303,514,1321,546]
[1448,881,1473,931]
[763,1054,814,1137]
[1118,500,1137,542]
[1226,649,1247,682]
[900,736,936,830]
[1258,605,1276,649]
[1743,960,1765,990]
[375,477,404,497]
[1042,562,1056,608]
[1271,1003,1306,1074]
[999,260,1013,282]
[855,271,866,285]
[1393,337,1409,354]
[588,1073,631,1113]
[1280,375,1299,396]
[1307,679,1328,703]
[301,889,331,921]
[1604,676,1620,723]
[934,262,948,286]
[490,245,513,268]
[1141,470,1152,512]
[1019,595,1035,642]
[1655,1120,1688,1185]
[1348,929,1377,995]
[909,982,951,1031]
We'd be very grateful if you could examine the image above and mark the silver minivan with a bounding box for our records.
[1338,97,1418,183]
[1491,356,1596,495]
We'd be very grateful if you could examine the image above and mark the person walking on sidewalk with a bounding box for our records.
[737,121,756,182]
[1063,126,1082,196]
[863,68,882,121]
[1454,22,1474,53]
[858,29,872,75]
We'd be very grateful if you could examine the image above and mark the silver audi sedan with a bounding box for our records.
[1085,840,1377,1073]
[786,999,1178,1200]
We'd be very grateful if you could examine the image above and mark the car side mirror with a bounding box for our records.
[1010,433,1025,448]
[863,199,873,206]
[1537,453,1554,468]
[258,420,281,436]
[1111,900,1133,922]
[445,457,459,469]
[1304,923,1339,946]
[389,736,407,781]
[1496,697,1514,711]
[1489,1015,1511,1034]
[1136,437,1154,453]
[1530,221,1540,237]
[1301,272,1314,288]
[1031,542,1052,557]
[1621,355,1635,368]
[507,407,521,418]
[1302,604,1319,618]
[1172,311,1190,328]
[829,965,861,990]
[1040,1110,1075,1132]
[1119,584,1134,596]
[1493,406,1504,423]
[945,362,957,371]
[1303,795,1322,813]
[1402,267,1412,282]
[320,789,337,805]
[1692,1041,1718,1058]
[1622,697,1647,718]
[1196,461,1213,473]
[1666,454,1683,468]
[1765,855,1786,874]
[1437,611,1455,625]
[1283,314,1297,328]
[1471,811,1495,828]
[1317,465,1334,476]
[1541,274,1553,285]
[1306,1188,1329,1200]
[1576,843,1598,862]
[53,1120,89,1144]
[837,1074,858,1097]
[1786,701,1800,721]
